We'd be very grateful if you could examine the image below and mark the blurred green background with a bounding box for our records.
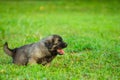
[0,0,120,80]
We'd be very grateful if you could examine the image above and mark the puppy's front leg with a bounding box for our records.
[28,58,37,65]
[45,63,51,67]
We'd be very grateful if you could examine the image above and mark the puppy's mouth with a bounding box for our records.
[56,43,67,55]
[57,49,64,55]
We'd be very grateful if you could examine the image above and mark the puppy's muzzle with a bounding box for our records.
[61,42,67,48]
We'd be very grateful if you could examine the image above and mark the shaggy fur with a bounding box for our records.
[3,35,67,66]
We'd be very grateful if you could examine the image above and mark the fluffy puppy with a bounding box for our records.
[3,35,67,66]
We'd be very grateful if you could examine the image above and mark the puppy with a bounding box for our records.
[3,35,67,66]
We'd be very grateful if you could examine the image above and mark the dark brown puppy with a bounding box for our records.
[3,35,67,66]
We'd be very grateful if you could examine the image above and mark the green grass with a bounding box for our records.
[0,1,120,80]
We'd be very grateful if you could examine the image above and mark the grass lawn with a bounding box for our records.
[0,1,120,80]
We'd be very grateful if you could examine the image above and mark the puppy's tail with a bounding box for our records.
[3,42,13,56]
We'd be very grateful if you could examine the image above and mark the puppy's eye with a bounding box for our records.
[58,39,62,42]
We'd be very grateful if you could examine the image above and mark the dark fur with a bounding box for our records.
[3,35,67,66]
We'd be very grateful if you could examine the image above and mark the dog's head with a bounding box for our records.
[44,35,67,55]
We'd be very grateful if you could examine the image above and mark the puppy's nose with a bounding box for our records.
[64,43,67,47]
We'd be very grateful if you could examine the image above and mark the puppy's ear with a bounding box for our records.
[44,40,53,49]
